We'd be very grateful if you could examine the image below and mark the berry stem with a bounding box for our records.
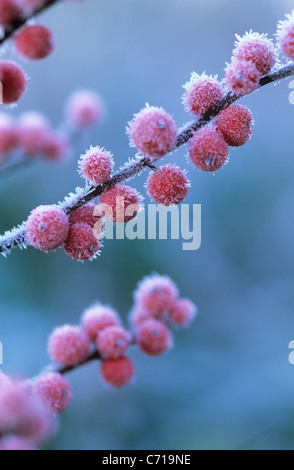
[1,63,294,256]
[56,350,102,376]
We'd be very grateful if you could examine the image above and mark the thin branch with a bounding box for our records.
[56,350,102,376]
[1,63,294,256]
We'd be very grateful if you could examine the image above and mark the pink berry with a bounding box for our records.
[99,184,143,223]
[100,357,135,388]
[189,127,229,172]
[48,325,91,367]
[34,372,72,414]
[169,298,199,327]
[0,114,18,156]
[40,132,69,161]
[97,326,131,359]
[225,59,261,96]
[129,306,151,331]
[82,304,121,341]
[69,203,100,228]
[146,164,189,206]
[0,61,27,104]
[0,435,37,451]
[78,146,114,185]
[66,90,104,128]
[64,222,102,261]
[233,32,277,75]
[134,275,179,318]
[0,372,11,388]
[15,25,54,60]
[18,111,50,156]
[26,205,69,252]
[278,12,294,60]
[127,105,177,158]
[136,319,173,356]
[216,104,254,147]
[183,72,224,116]
[0,0,21,27]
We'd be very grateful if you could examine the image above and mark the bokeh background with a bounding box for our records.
[1,0,294,450]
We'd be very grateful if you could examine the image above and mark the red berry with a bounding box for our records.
[48,325,91,367]
[134,275,179,318]
[136,319,173,356]
[100,357,135,388]
[69,203,100,228]
[0,113,18,156]
[18,111,50,156]
[183,72,224,116]
[129,306,151,331]
[34,372,72,414]
[169,298,199,327]
[64,223,102,261]
[99,184,143,223]
[189,127,229,172]
[66,90,104,128]
[0,61,27,104]
[216,104,254,147]
[78,146,114,185]
[26,205,69,252]
[96,326,131,359]
[127,105,177,158]
[278,12,294,60]
[233,32,277,75]
[15,25,54,60]
[146,164,189,206]
[0,0,21,27]
[225,60,261,96]
[82,304,121,341]
[40,132,69,161]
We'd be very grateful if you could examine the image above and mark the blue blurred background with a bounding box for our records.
[1,0,294,450]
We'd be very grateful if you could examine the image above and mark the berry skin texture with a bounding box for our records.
[99,184,143,223]
[233,32,278,75]
[169,298,199,327]
[0,0,21,27]
[66,90,104,128]
[225,60,261,96]
[189,127,229,172]
[183,73,224,116]
[26,205,69,252]
[134,275,179,318]
[79,146,114,185]
[97,326,131,359]
[278,12,294,60]
[0,435,37,451]
[48,325,91,367]
[64,222,102,261]
[0,114,18,156]
[82,305,121,341]
[0,61,27,104]
[34,372,73,414]
[136,319,173,356]
[127,105,177,158]
[146,164,189,206]
[100,357,135,388]
[15,25,55,60]
[216,104,254,147]
[69,203,100,228]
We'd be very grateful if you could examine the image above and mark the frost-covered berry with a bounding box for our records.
[69,203,100,228]
[34,372,72,414]
[40,132,69,161]
[225,60,261,96]
[127,105,177,158]
[169,298,199,327]
[64,222,102,261]
[0,61,27,104]
[0,435,37,451]
[136,319,173,356]
[97,326,131,359]
[233,32,278,75]
[183,72,224,116]
[66,90,104,128]
[15,25,55,60]
[277,12,294,60]
[216,104,254,147]
[99,184,143,223]
[129,306,151,331]
[134,275,179,318]
[18,111,50,156]
[82,304,121,341]
[146,164,189,206]
[0,114,18,156]
[26,205,69,252]
[189,127,229,172]
[100,357,135,388]
[78,146,114,185]
[0,0,21,27]
[48,325,91,367]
